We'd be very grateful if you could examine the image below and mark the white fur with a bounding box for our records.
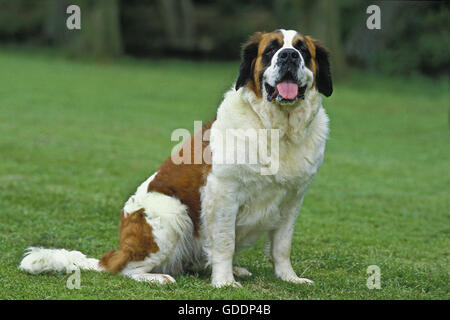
[19,247,102,274]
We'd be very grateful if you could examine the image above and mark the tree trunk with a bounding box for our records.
[300,0,347,79]
[72,0,123,59]
[180,0,195,50]
[157,0,196,51]
[44,0,69,44]
[158,0,178,48]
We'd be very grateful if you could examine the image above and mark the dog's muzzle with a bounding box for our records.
[266,49,306,103]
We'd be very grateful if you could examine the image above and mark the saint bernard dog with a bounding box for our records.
[20,29,332,288]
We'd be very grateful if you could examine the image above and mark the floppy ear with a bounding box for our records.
[312,39,333,97]
[235,32,262,91]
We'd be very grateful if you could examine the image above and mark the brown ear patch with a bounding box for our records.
[236,31,283,98]
[301,35,318,86]
[99,208,159,274]
[250,32,284,98]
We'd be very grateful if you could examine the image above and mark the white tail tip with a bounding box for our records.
[19,247,101,274]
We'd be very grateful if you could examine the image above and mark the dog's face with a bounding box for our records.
[235,29,332,105]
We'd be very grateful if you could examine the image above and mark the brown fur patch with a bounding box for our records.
[301,35,318,87]
[147,120,214,237]
[99,208,159,273]
[250,32,283,97]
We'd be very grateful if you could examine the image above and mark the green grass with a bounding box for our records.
[0,49,448,300]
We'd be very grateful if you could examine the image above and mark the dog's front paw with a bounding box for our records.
[211,279,242,288]
[275,265,314,285]
[282,276,314,285]
[128,273,176,284]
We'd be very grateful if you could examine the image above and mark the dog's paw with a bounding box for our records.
[233,266,252,277]
[128,273,176,284]
[281,276,314,285]
[211,279,242,288]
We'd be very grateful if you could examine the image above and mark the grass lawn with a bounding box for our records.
[0,49,448,300]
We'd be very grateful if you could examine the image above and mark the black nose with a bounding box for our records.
[278,48,300,64]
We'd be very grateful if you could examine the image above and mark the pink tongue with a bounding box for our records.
[276,82,298,100]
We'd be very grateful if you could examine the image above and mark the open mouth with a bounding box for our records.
[265,74,307,103]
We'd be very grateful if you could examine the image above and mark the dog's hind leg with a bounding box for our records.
[100,191,196,284]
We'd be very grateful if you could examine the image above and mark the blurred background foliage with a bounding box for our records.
[0,0,448,78]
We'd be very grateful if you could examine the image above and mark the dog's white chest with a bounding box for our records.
[234,179,288,249]
[203,88,329,252]
[232,158,318,250]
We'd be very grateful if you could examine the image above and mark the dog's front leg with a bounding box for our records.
[203,176,240,288]
[208,203,240,288]
[269,197,313,284]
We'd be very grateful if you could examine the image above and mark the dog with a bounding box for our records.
[20,29,332,288]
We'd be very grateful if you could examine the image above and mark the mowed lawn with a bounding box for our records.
[0,49,448,300]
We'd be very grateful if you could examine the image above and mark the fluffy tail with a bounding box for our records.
[19,247,103,274]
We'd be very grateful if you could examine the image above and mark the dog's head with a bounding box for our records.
[235,29,332,105]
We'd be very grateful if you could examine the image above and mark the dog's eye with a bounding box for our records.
[294,41,311,65]
[264,47,277,56]
[294,42,307,54]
